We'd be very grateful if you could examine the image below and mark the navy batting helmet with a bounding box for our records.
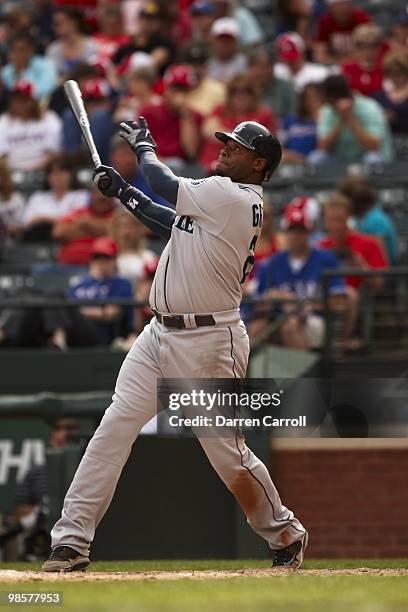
[215,121,282,180]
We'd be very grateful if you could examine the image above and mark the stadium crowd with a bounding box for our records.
[0,0,406,353]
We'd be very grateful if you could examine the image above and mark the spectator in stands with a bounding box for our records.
[0,82,62,171]
[247,48,297,121]
[158,0,193,50]
[281,82,323,164]
[21,155,88,243]
[199,73,276,173]
[276,0,313,41]
[113,61,159,123]
[337,175,398,264]
[190,1,217,44]
[111,208,158,288]
[212,0,264,47]
[111,207,158,336]
[389,13,408,55]
[46,7,98,80]
[62,77,115,164]
[341,24,386,97]
[181,42,226,117]
[314,0,371,65]
[51,237,134,348]
[251,204,347,349]
[109,137,169,207]
[207,17,247,82]
[31,0,55,53]
[53,182,116,266]
[1,33,57,100]
[92,4,130,67]
[0,238,134,349]
[139,64,202,168]
[274,32,335,93]
[314,74,394,164]
[318,192,388,349]
[112,2,175,76]
[48,62,99,116]
[318,192,387,290]
[0,159,25,240]
[53,0,99,32]
[374,52,408,134]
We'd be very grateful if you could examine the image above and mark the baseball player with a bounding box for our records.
[42,119,308,572]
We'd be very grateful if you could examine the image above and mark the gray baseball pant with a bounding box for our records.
[51,314,306,555]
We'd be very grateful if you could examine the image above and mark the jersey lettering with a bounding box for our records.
[174,215,194,234]
[240,235,258,284]
[252,203,263,228]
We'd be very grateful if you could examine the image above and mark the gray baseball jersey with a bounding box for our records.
[150,176,264,314]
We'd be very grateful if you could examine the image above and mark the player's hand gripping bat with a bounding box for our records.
[63,79,111,191]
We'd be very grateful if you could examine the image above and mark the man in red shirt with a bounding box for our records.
[318,191,387,347]
[53,183,116,265]
[341,23,388,97]
[317,192,388,351]
[314,0,371,65]
[319,191,387,289]
[139,64,203,167]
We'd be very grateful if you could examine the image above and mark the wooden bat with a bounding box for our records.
[63,79,111,190]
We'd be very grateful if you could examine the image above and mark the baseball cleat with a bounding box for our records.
[271,531,308,569]
[42,546,90,572]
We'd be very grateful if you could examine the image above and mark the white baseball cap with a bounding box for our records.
[211,17,239,38]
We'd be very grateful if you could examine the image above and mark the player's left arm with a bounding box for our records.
[119,118,180,206]
[93,165,176,240]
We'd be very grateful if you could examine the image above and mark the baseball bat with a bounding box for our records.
[63,79,111,190]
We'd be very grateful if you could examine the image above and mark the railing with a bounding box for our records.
[321,266,408,375]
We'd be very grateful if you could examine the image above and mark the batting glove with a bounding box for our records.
[119,117,157,158]
[93,165,129,199]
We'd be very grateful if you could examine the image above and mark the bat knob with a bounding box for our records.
[98,176,112,191]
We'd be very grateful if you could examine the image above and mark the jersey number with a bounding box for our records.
[240,235,258,284]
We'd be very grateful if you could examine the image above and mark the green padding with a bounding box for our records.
[249,345,320,379]
[0,349,126,394]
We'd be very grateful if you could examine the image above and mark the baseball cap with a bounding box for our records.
[91,237,118,258]
[13,80,34,97]
[163,64,197,88]
[276,32,305,62]
[191,1,215,15]
[139,1,161,18]
[283,196,320,230]
[211,17,239,38]
[81,78,110,99]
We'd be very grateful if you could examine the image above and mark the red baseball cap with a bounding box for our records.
[283,196,319,230]
[81,78,110,99]
[276,32,305,62]
[13,80,34,97]
[163,64,197,89]
[91,237,118,258]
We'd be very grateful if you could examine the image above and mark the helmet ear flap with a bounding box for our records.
[252,135,283,180]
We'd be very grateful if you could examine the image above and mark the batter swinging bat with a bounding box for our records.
[63,79,111,190]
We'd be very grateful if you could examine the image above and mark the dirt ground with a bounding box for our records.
[2,568,408,582]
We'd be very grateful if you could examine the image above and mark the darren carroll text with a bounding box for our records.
[168,416,307,428]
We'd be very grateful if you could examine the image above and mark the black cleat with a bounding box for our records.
[271,532,308,569]
[42,546,90,573]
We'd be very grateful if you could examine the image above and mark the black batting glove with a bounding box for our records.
[119,116,157,158]
[92,165,129,199]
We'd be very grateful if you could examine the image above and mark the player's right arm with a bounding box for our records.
[93,166,176,240]
[119,118,180,206]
